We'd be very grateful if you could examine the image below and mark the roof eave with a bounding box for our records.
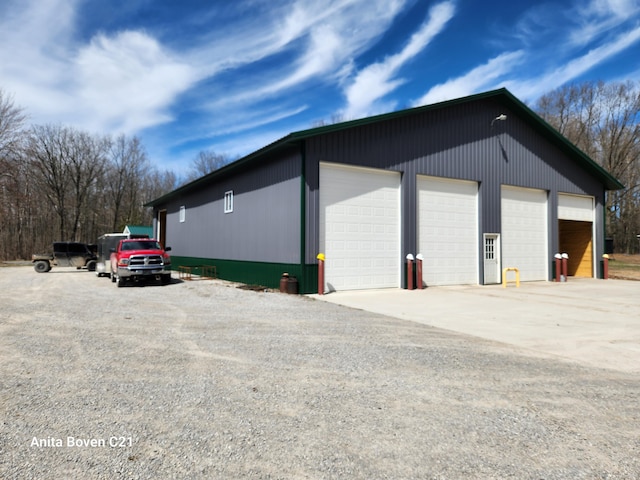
[144,133,299,207]
[145,88,624,207]
[495,89,624,191]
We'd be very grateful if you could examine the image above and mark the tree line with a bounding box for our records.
[0,91,182,260]
[535,81,640,254]
[1,80,639,260]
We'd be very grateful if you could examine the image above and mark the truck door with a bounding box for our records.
[53,242,71,267]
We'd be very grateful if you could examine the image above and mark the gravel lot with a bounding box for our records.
[1,266,639,479]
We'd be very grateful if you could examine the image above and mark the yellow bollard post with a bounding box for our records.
[502,267,520,288]
[317,253,325,295]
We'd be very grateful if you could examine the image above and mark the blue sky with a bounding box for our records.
[1,0,639,175]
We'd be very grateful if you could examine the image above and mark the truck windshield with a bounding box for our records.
[122,241,162,251]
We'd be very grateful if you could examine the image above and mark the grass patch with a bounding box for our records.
[608,254,640,280]
[0,261,32,267]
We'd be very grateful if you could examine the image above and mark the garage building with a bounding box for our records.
[146,89,622,293]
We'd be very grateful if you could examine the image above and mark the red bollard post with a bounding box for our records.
[406,254,414,290]
[561,253,569,282]
[317,253,325,295]
[602,254,609,280]
[416,254,424,289]
[554,253,562,282]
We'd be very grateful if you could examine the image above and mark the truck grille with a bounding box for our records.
[129,255,163,267]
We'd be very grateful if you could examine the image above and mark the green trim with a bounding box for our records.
[145,88,622,208]
[170,256,318,294]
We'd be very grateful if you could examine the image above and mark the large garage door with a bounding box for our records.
[417,176,478,286]
[501,186,548,281]
[319,163,400,291]
[558,194,594,277]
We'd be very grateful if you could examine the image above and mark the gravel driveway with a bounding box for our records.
[1,266,639,479]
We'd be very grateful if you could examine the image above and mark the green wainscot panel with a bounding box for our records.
[170,256,318,294]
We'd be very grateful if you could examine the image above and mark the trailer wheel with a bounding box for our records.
[34,260,50,273]
[86,260,96,272]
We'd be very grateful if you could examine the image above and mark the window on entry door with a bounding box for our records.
[485,237,495,260]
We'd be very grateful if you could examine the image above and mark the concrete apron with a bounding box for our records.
[310,278,640,373]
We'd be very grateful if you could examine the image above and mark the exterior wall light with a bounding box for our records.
[491,114,507,127]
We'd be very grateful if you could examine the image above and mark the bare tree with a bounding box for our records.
[312,113,346,128]
[536,81,640,253]
[143,169,179,204]
[0,85,190,259]
[104,135,150,231]
[26,125,109,241]
[184,150,231,183]
[67,131,109,240]
[0,89,27,158]
[26,125,71,240]
[0,90,27,258]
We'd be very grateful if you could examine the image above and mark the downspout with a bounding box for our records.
[300,141,307,293]
[602,191,608,279]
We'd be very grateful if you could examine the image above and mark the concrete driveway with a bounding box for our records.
[312,278,640,373]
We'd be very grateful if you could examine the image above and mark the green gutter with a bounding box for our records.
[145,88,624,209]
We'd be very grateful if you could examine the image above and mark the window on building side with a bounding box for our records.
[224,191,234,213]
[179,205,186,223]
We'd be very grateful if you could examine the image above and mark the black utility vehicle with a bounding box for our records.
[32,242,97,273]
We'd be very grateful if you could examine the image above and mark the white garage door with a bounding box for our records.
[501,186,548,281]
[417,176,478,286]
[320,163,400,291]
[558,193,594,221]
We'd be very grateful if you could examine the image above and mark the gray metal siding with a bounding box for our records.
[305,98,607,279]
[153,94,610,283]
[163,148,302,263]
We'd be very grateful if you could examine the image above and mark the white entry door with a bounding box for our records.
[483,233,500,284]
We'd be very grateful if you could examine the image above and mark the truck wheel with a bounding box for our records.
[162,274,171,285]
[117,275,126,288]
[34,261,50,273]
[110,272,116,283]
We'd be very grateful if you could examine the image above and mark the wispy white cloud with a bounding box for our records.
[505,24,640,101]
[567,0,640,46]
[0,0,200,133]
[1,0,638,174]
[0,0,410,136]
[169,104,309,150]
[75,31,198,132]
[413,51,524,106]
[201,0,409,108]
[413,0,640,107]
[342,1,456,119]
[0,0,78,117]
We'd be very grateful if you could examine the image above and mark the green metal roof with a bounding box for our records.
[145,88,623,207]
[124,225,153,237]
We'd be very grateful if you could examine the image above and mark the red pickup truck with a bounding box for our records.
[110,239,172,287]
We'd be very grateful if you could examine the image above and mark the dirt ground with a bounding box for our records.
[608,254,640,280]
